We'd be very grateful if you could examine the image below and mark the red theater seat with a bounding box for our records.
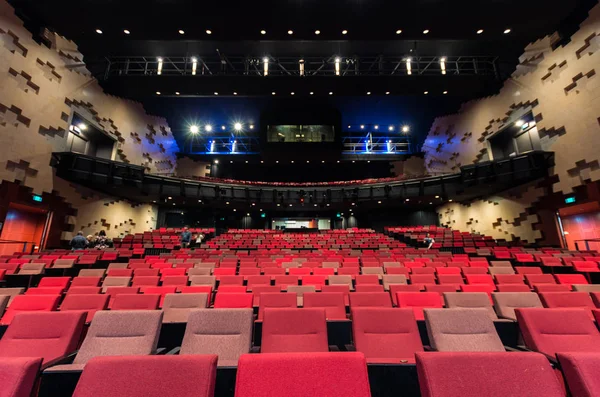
[25,287,63,295]
[303,292,347,320]
[261,308,328,353]
[349,292,392,308]
[539,292,595,319]
[515,266,543,275]
[72,355,218,397]
[496,284,531,292]
[416,352,564,397]
[0,311,86,364]
[396,292,442,320]
[235,352,371,397]
[111,294,160,310]
[0,357,43,397]
[60,294,109,322]
[555,274,588,288]
[38,277,70,290]
[258,292,297,320]
[0,295,60,325]
[557,352,600,397]
[213,293,253,308]
[516,308,600,357]
[352,307,423,363]
[70,277,102,288]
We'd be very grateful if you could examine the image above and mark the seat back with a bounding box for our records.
[258,292,296,320]
[443,292,497,320]
[557,352,600,397]
[515,308,600,356]
[303,292,347,320]
[261,308,328,353]
[189,275,216,287]
[111,294,160,310]
[180,308,253,366]
[213,293,253,308]
[162,293,209,323]
[60,294,109,322]
[349,292,392,308]
[0,357,43,397]
[73,310,162,364]
[491,292,543,320]
[352,307,423,362]
[0,295,60,325]
[396,292,442,320]
[72,355,218,397]
[0,311,86,364]
[416,352,564,397]
[18,263,45,275]
[424,308,504,352]
[234,352,371,397]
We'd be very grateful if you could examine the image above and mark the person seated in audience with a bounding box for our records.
[424,233,435,250]
[180,226,192,248]
[94,230,112,249]
[70,231,89,250]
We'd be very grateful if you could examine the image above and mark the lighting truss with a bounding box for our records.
[98,55,499,79]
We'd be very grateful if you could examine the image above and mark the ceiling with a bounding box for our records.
[8,0,597,150]
[10,0,595,44]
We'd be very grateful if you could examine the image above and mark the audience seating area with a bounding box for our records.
[1,226,600,396]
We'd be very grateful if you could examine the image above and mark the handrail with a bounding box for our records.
[574,239,600,251]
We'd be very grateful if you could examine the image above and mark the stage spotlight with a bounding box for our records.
[234,123,242,131]
[315,30,321,35]
[396,29,402,34]
[250,124,255,129]
[221,125,226,130]
[334,57,341,76]
[214,159,219,164]
[156,91,161,95]
[175,92,180,95]
[503,28,511,34]
[342,30,348,35]
[291,92,295,95]
[299,59,305,76]
[214,92,218,95]
[477,29,484,34]
[367,92,371,95]
[360,125,365,129]
[233,92,238,95]
[190,125,199,134]
[329,91,333,95]
[191,57,198,75]
[386,91,390,95]
[206,30,212,35]
[310,92,314,95]
[263,57,269,76]
[374,125,379,130]
[261,30,266,35]
[443,91,448,94]
[157,57,163,75]
[205,125,213,132]
[95,29,103,34]
[424,91,429,94]
[440,57,446,75]
[388,125,394,131]
[406,58,412,75]
[272,92,276,95]
[402,125,410,133]
[123,29,130,35]
[423,29,429,34]
[178,30,185,35]
[288,30,293,35]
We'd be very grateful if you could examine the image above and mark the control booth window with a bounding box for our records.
[267,125,335,143]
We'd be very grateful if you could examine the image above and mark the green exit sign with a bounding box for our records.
[32,194,43,203]
[565,197,576,204]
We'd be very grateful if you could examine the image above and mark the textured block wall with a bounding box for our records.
[0,1,179,239]
[425,4,600,242]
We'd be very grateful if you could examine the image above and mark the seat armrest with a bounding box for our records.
[166,346,181,355]
[250,346,261,353]
[154,347,167,355]
[41,351,78,370]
